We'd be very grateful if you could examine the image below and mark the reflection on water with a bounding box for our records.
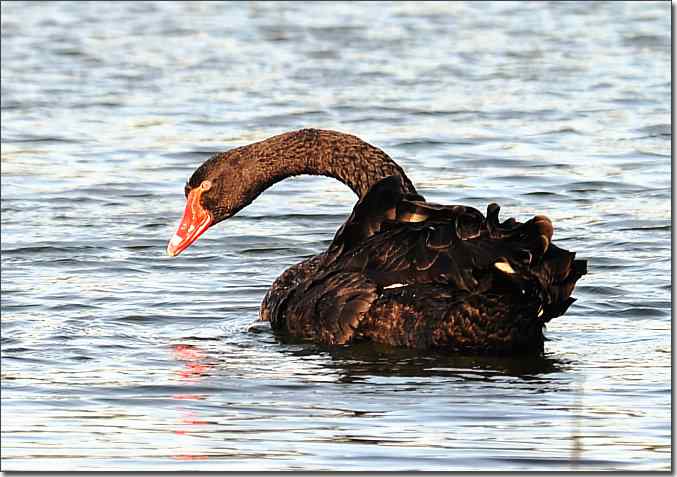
[284,339,566,383]
[1,0,671,472]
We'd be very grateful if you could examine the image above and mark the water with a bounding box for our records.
[0,1,670,471]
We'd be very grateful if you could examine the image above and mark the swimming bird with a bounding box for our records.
[167,129,586,354]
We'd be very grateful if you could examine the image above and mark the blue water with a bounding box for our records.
[1,1,671,471]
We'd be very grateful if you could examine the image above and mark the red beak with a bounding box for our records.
[167,189,213,257]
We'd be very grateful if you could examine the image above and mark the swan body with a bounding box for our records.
[168,129,586,354]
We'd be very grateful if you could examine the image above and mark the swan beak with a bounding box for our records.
[167,188,213,257]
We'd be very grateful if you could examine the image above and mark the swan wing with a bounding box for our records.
[330,176,586,322]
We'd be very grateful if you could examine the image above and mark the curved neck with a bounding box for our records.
[223,129,418,199]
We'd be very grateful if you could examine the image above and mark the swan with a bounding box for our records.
[167,129,586,354]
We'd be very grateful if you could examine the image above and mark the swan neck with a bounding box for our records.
[252,129,417,199]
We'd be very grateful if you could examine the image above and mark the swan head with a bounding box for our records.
[167,152,252,257]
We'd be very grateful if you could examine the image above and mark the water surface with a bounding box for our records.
[1,1,671,471]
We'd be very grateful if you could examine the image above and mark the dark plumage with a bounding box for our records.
[168,129,586,354]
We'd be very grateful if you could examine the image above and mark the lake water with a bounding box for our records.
[1,1,671,471]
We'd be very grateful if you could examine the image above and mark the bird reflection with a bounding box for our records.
[176,325,568,385]
[273,333,567,385]
[173,343,211,381]
[165,330,587,465]
[170,343,213,462]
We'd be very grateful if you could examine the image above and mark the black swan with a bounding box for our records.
[167,129,586,354]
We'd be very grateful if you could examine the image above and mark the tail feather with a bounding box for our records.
[537,246,587,322]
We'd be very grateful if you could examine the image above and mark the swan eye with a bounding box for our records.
[201,180,212,191]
